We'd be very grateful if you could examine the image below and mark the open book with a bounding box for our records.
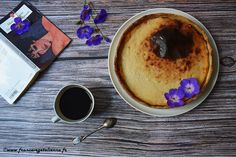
[0,1,71,104]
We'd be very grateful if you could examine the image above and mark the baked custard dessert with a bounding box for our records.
[115,13,213,108]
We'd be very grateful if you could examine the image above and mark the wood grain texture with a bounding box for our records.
[0,0,236,156]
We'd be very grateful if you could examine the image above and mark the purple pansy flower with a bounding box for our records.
[179,78,200,98]
[80,5,92,21]
[164,88,185,108]
[77,25,94,39]
[10,17,30,35]
[86,35,103,46]
[94,9,108,24]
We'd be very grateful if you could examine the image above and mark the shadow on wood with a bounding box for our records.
[90,87,112,115]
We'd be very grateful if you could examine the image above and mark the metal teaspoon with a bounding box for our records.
[73,118,117,144]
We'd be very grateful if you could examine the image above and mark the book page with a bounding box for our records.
[0,33,39,104]
[0,1,71,104]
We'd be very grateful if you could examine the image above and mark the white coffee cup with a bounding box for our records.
[51,84,94,123]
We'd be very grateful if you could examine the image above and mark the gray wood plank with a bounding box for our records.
[0,58,235,156]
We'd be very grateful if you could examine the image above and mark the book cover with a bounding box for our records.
[0,1,72,104]
[0,1,71,69]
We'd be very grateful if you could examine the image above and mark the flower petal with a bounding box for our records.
[80,5,92,21]
[22,25,29,33]
[189,78,199,87]
[77,25,94,39]
[10,23,17,31]
[194,86,200,95]
[180,78,190,87]
[167,99,184,108]
[176,88,185,99]
[10,17,30,35]
[76,30,84,38]
[83,5,89,9]
[190,79,200,95]
[104,37,111,43]
[14,17,22,23]
[184,90,194,98]
[94,9,108,24]
[93,35,103,45]
[168,88,178,95]
[180,78,200,98]
[15,29,24,35]
[175,99,184,106]
[164,93,170,99]
[86,39,93,46]
[23,19,30,26]
[86,35,103,46]
[165,88,185,108]
[167,100,176,108]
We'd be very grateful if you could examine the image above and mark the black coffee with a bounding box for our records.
[59,87,92,120]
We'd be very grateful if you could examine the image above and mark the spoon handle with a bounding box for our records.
[80,125,104,142]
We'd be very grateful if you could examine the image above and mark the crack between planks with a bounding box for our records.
[56,56,108,61]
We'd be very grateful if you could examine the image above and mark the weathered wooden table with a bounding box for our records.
[0,0,235,156]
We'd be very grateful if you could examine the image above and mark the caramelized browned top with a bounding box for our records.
[136,16,208,80]
[150,20,194,59]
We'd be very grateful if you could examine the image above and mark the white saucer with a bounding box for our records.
[108,8,219,117]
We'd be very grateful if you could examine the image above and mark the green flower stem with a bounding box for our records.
[76,0,110,42]
[90,11,106,39]
[85,0,108,39]
[87,2,97,15]
[84,0,87,6]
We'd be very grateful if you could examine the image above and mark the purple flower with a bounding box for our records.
[165,88,185,108]
[10,17,30,35]
[94,9,108,24]
[77,25,94,39]
[179,78,200,98]
[80,5,92,21]
[86,35,103,46]
[104,37,111,43]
